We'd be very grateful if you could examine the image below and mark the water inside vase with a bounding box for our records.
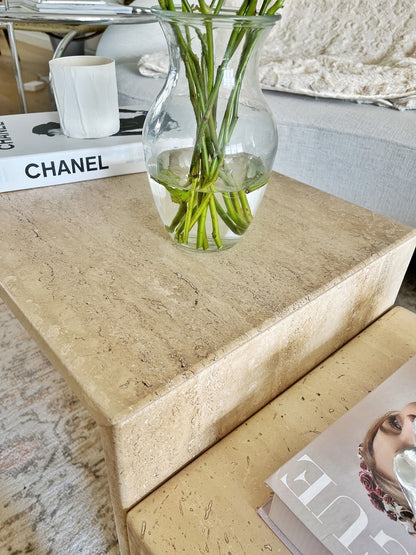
[147,148,269,250]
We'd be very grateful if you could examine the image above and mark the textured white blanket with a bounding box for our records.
[259,0,416,109]
[138,0,416,109]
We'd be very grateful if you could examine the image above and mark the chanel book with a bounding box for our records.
[0,109,147,192]
[259,355,416,554]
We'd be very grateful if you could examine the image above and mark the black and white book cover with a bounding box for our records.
[260,355,416,554]
[0,109,147,192]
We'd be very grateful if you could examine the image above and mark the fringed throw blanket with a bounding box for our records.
[138,0,416,110]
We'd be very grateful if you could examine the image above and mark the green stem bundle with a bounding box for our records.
[155,0,284,250]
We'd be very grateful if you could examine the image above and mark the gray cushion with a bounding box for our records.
[264,90,416,227]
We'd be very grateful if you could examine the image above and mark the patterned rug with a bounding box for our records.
[0,265,415,554]
[0,299,118,555]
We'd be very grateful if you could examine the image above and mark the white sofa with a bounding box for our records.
[97,0,416,228]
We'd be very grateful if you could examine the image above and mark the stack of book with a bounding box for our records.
[259,356,416,554]
[0,109,147,192]
[20,0,133,14]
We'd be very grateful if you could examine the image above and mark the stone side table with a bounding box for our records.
[0,172,414,553]
[127,307,416,553]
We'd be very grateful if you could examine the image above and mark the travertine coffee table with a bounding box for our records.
[0,172,414,554]
[127,307,416,554]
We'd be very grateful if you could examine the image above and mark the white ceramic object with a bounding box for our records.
[49,55,120,139]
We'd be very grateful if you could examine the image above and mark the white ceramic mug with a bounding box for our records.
[49,56,120,139]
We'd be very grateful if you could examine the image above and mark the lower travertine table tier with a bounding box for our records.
[127,307,416,554]
[0,172,414,553]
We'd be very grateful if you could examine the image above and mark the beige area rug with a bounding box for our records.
[0,300,118,555]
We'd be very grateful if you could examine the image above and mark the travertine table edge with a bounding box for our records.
[0,171,415,554]
[126,306,416,554]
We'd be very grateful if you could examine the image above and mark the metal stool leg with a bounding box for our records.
[6,21,27,113]
[52,29,78,59]
[48,29,79,108]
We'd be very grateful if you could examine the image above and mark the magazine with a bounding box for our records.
[259,355,416,554]
[0,109,147,192]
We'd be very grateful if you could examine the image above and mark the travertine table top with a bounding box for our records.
[0,172,414,427]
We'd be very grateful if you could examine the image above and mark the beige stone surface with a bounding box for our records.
[0,172,415,554]
[127,307,416,555]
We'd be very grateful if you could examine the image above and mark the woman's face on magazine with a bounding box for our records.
[373,402,416,481]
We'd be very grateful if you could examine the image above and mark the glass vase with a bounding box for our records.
[142,8,280,251]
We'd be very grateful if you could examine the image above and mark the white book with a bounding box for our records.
[0,109,147,192]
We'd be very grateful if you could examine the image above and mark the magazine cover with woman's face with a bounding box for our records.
[266,356,416,554]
